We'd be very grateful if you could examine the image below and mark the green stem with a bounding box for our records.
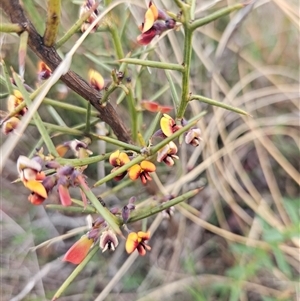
[109,25,138,141]
[55,1,99,48]
[165,70,179,108]
[0,23,24,33]
[127,87,138,142]
[13,72,58,156]
[44,97,99,116]
[190,4,245,31]
[56,153,110,167]
[100,81,118,104]
[190,94,251,116]
[93,155,144,187]
[23,0,45,34]
[119,58,184,72]
[52,246,99,301]
[43,0,61,47]
[127,188,202,223]
[79,184,122,236]
[90,134,140,152]
[1,60,13,94]
[109,25,124,59]
[38,122,84,136]
[177,25,193,118]
[85,102,91,133]
[45,204,96,214]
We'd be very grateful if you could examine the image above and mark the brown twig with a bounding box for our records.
[0,0,131,143]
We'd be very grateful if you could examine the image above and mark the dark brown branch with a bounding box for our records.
[0,0,132,143]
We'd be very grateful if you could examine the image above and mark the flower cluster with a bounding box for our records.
[1,90,26,135]
[153,114,202,166]
[1,61,51,135]
[17,140,91,206]
[137,2,176,45]
[109,150,156,185]
[63,198,151,264]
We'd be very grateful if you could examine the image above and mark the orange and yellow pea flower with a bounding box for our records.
[17,156,47,204]
[125,231,151,256]
[128,160,156,185]
[109,150,131,181]
[160,114,181,137]
[88,69,105,91]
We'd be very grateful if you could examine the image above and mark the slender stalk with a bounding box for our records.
[127,188,202,223]
[0,92,9,98]
[109,24,124,59]
[91,134,141,152]
[23,0,45,33]
[109,25,138,141]
[52,246,100,301]
[55,1,99,48]
[177,25,193,118]
[44,98,99,116]
[43,0,61,46]
[127,87,138,142]
[45,204,96,214]
[144,112,162,143]
[165,70,179,108]
[190,94,251,116]
[13,72,58,156]
[190,4,245,31]
[79,184,122,236]
[0,23,24,32]
[39,122,84,136]
[85,102,91,133]
[119,58,184,72]
[56,153,110,167]
[100,81,118,104]
[1,60,13,94]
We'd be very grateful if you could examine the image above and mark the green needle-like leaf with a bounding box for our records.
[119,58,185,72]
[190,94,251,116]
[127,188,203,223]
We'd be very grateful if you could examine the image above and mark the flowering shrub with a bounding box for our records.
[3,1,296,301]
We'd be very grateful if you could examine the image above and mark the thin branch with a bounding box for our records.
[0,0,131,143]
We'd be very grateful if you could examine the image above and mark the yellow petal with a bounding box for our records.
[24,180,48,198]
[125,232,139,254]
[160,114,174,137]
[89,69,105,91]
[149,2,158,20]
[119,152,130,164]
[138,231,150,240]
[109,150,120,166]
[140,161,156,172]
[128,164,142,180]
[143,6,155,33]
